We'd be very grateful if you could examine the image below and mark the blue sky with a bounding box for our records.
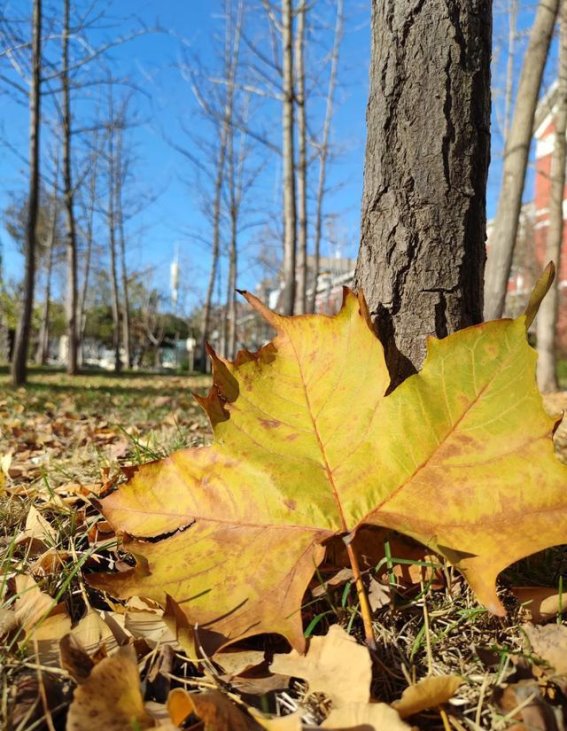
[0,1,555,315]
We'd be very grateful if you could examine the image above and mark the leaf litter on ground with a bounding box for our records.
[1,275,567,729]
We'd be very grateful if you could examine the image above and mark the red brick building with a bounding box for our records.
[531,84,567,353]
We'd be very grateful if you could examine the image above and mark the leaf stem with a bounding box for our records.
[345,539,376,650]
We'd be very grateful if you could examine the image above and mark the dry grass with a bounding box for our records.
[0,368,566,730]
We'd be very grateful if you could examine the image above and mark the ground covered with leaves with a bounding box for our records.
[1,366,567,731]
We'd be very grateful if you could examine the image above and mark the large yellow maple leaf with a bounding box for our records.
[90,283,567,653]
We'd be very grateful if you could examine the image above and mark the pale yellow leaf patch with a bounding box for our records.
[392,675,464,719]
[66,645,154,731]
[321,702,412,729]
[270,625,371,708]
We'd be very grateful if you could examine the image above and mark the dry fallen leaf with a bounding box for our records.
[90,282,567,652]
[15,504,57,555]
[66,645,154,731]
[392,675,463,718]
[250,710,303,730]
[513,587,567,623]
[167,687,261,730]
[31,548,73,577]
[0,606,18,638]
[270,625,371,708]
[523,623,567,675]
[495,680,558,731]
[216,649,267,677]
[60,634,95,683]
[321,702,411,729]
[13,574,70,637]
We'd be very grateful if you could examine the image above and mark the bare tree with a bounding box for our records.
[11,0,42,387]
[4,181,64,365]
[105,90,122,373]
[77,128,101,353]
[61,0,79,374]
[308,0,343,314]
[484,0,559,320]
[294,0,307,314]
[36,162,60,365]
[188,0,244,370]
[115,114,132,368]
[537,3,567,393]
[356,2,491,386]
[224,120,241,360]
[280,0,297,315]
[221,93,263,359]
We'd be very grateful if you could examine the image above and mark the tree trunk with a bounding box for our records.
[36,195,57,365]
[118,216,131,369]
[295,0,307,315]
[484,0,559,320]
[78,131,98,352]
[107,102,122,374]
[355,1,491,387]
[309,0,343,314]
[200,142,227,368]
[116,129,131,369]
[12,0,41,387]
[61,0,79,375]
[537,4,567,393]
[225,205,238,360]
[280,0,297,316]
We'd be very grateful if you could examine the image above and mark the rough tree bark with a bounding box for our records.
[484,0,559,320]
[11,0,41,387]
[309,0,343,314]
[356,1,491,386]
[295,0,307,315]
[61,0,79,375]
[537,2,567,393]
[280,0,297,315]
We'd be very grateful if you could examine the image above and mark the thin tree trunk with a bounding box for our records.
[309,0,343,314]
[295,0,307,315]
[537,2,567,393]
[118,214,131,368]
[201,142,227,368]
[12,0,41,387]
[281,0,297,315]
[199,0,243,370]
[225,209,238,360]
[36,192,58,365]
[484,0,559,320]
[116,127,131,368]
[225,119,240,361]
[355,1,491,386]
[78,130,98,349]
[0,251,8,363]
[107,102,122,374]
[62,0,79,375]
